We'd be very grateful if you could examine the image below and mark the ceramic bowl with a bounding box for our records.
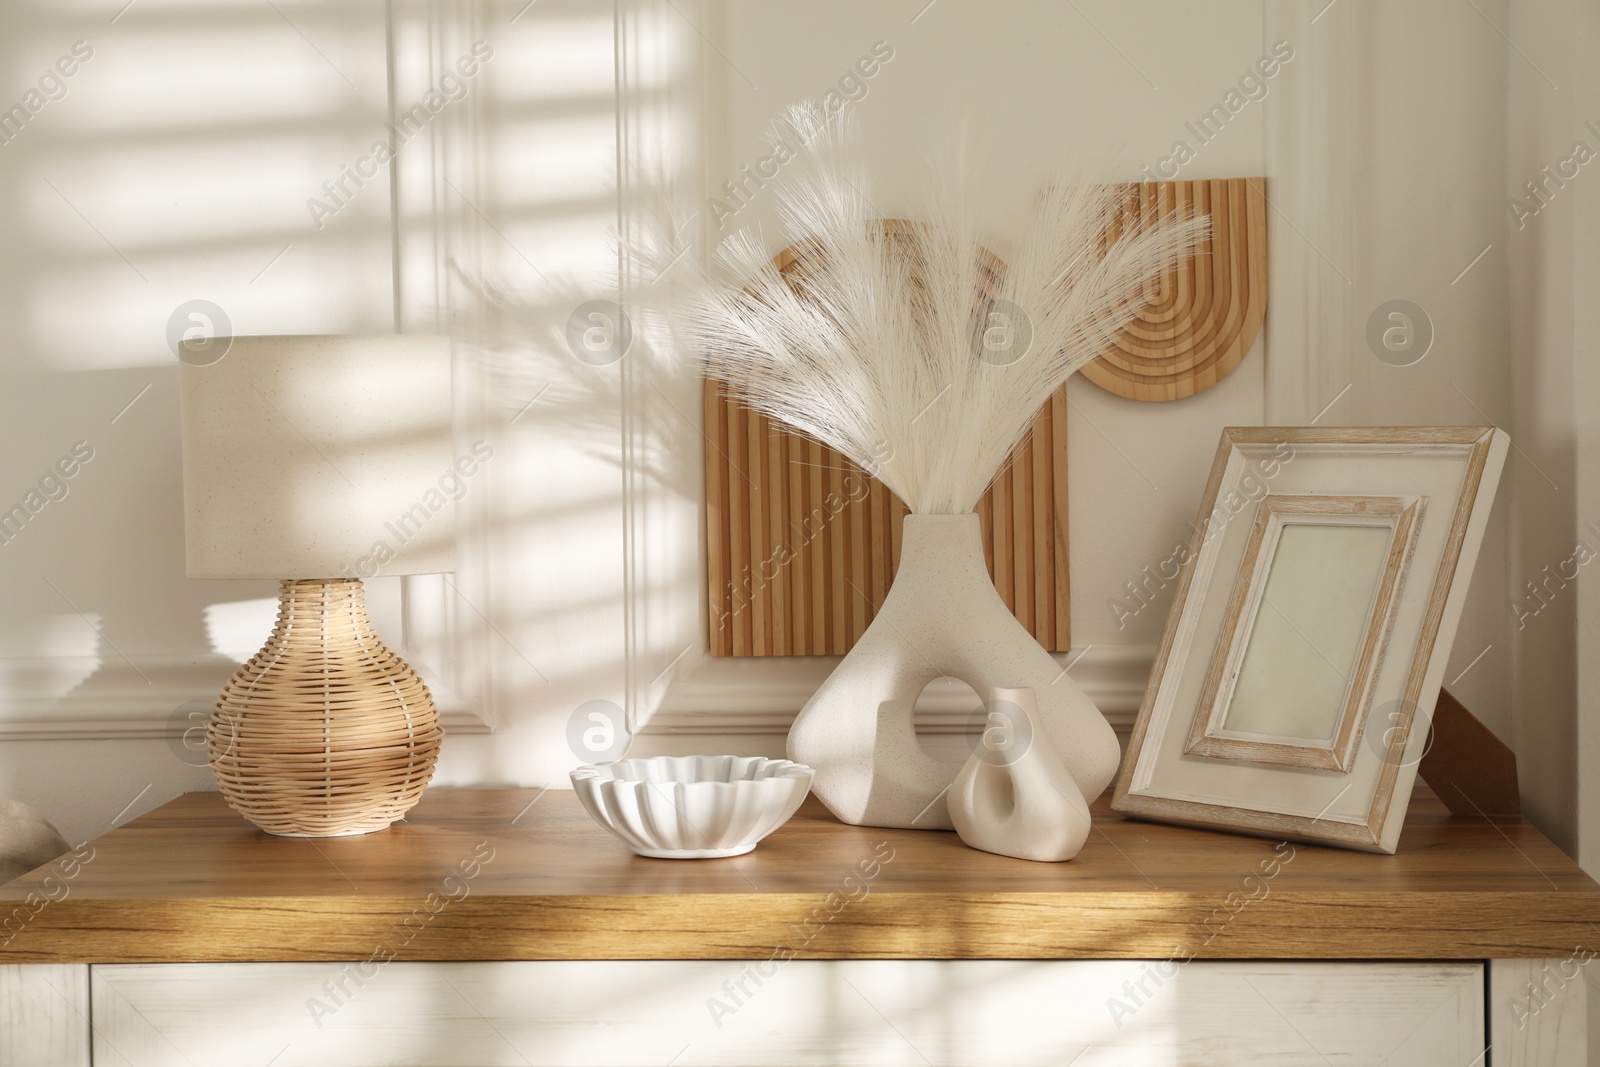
[570,754,814,859]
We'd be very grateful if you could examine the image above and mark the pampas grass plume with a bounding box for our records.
[644,106,1208,515]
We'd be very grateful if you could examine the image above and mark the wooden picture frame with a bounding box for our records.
[1112,427,1509,853]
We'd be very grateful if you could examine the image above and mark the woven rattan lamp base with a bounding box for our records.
[207,579,443,837]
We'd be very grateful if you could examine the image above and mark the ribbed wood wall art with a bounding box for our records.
[704,381,1069,656]
[1079,177,1268,402]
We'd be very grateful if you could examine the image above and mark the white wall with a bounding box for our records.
[1573,2,1600,879]
[709,0,1270,658]
[1505,0,1600,861]
[0,0,399,844]
[632,2,1521,776]
[397,2,632,797]
[1337,0,1513,740]
[0,0,1574,862]
[629,2,1279,754]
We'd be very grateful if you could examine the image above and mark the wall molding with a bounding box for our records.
[617,0,715,730]
[637,645,1152,737]
[393,0,497,734]
[1262,2,1362,426]
[0,655,488,741]
[0,2,500,745]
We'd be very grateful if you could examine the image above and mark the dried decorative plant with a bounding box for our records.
[644,108,1207,515]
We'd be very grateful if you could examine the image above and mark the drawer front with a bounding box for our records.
[91,959,1483,1066]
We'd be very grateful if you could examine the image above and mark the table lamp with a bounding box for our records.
[180,334,456,837]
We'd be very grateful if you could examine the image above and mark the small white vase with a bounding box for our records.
[787,513,1120,829]
[948,687,1092,862]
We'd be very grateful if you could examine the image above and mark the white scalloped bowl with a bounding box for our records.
[570,755,815,859]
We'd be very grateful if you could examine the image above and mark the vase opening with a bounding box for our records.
[910,676,986,763]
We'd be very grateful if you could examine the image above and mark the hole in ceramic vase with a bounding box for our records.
[985,767,1018,819]
[912,675,985,762]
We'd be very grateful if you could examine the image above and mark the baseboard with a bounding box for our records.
[636,644,1153,737]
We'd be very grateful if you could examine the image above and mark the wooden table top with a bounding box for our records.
[3,786,1597,963]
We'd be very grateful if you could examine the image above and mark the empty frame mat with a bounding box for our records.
[1113,427,1509,853]
[1185,495,1422,772]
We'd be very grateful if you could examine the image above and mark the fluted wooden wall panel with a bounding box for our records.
[705,381,1069,656]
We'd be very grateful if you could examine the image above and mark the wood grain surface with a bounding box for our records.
[2,784,1596,964]
[1421,688,1522,815]
[1079,177,1268,402]
[704,380,1069,656]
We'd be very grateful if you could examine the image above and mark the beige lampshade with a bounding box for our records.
[180,334,459,579]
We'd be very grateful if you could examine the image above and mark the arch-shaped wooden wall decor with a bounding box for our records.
[705,225,1069,658]
[1079,177,1268,402]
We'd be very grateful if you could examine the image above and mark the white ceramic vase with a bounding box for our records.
[948,687,1092,861]
[787,513,1120,829]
